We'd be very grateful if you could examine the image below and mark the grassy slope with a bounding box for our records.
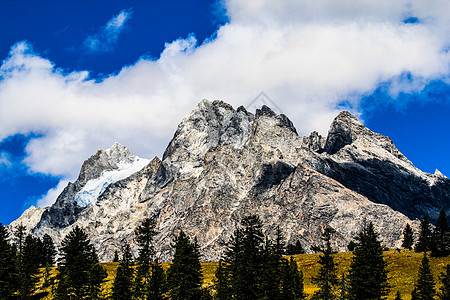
[35,249,449,299]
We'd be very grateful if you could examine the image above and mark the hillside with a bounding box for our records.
[33,249,450,300]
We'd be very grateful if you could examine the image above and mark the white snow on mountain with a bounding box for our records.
[74,157,150,206]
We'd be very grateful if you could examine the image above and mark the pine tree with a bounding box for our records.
[312,227,339,300]
[260,238,282,299]
[134,217,157,298]
[214,260,233,300]
[86,263,107,299]
[432,209,450,257]
[415,217,433,253]
[113,250,119,262]
[402,223,414,250]
[54,225,105,299]
[347,222,390,300]
[438,264,450,300]
[18,234,42,298]
[411,286,419,300]
[394,290,402,300]
[147,261,168,300]
[279,257,306,300]
[42,233,57,267]
[286,240,305,255]
[0,223,18,298]
[414,252,435,300]
[112,244,134,300]
[274,226,286,255]
[166,230,203,300]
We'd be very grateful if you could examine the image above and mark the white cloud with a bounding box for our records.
[0,0,449,206]
[36,180,69,208]
[0,152,12,168]
[84,8,133,52]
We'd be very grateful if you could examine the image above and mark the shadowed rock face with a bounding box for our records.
[10,100,449,261]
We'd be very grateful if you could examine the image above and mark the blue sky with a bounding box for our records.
[0,0,449,224]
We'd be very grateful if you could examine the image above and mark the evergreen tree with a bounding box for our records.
[286,240,305,255]
[415,217,433,253]
[134,217,157,298]
[394,290,402,300]
[432,209,450,257]
[18,234,42,298]
[214,260,233,300]
[112,244,134,300]
[86,263,107,299]
[438,264,450,300]
[147,261,168,300]
[278,257,306,300]
[215,215,305,300]
[0,223,17,298]
[411,286,419,300]
[274,226,286,255]
[260,238,282,299]
[312,227,339,300]
[113,250,119,262]
[414,252,435,300]
[402,223,414,250]
[347,222,390,300]
[166,230,203,300]
[54,225,105,299]
[42,233,57,267]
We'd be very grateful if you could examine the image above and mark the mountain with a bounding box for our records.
[9,100,450,261]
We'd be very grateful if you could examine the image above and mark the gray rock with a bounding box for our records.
[10,100,449,262]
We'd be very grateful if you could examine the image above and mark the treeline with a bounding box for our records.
[0,209,449,299]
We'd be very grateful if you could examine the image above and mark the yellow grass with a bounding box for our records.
[33,249,450,299]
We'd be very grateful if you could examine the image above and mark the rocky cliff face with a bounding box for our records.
[9,100,449,262]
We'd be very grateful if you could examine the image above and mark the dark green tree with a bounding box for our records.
[432,209,450,257]
[347,222,390,300]
[42,233,57,267]
[286,240,305,255]
[214,260,233,300]
[274,226,286,255]
[147,261,168,300]
[402,223,414,250]
[215,215,305,300]
[112,244,134,300]
[166,230,203,300]
[312,227,339,300]
[278,257,306,300]
[54,225,105,299]
[86,263,107,299]
[438,264,450,300]
[414,252,435,300]
[415,217,433,253]
[0,223,18,298]
[134,217,157,298]
[18,234,42,298]
[394,290,402,300]
[113,250,119,263]
[411,286,419,300]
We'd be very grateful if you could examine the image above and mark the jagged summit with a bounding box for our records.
[9,99,449,262]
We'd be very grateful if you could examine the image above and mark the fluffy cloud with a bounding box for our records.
[84,8,133,52]
[0,1,449,206]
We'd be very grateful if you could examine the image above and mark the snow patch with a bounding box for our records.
[74,157,150,206]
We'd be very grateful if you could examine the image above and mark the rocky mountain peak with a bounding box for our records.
[77,142,136,186]
[323,111,363,155]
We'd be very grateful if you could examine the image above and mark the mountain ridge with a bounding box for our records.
[9,99,449,261]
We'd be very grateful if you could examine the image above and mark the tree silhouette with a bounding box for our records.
[347,222,390,300]
[414,252,435,300]
[167,230,203,300]
[402,223,414,250]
